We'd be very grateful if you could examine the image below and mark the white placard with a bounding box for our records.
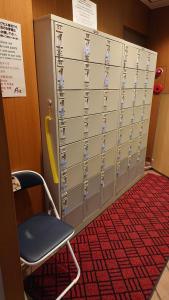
[72,0,97,30]
[0,19,26,97]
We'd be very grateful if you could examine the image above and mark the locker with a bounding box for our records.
[88,155,102,178]
[140,134,148,149]
[124,44,139,69]
[117,141,130,161]
[106,66,122,89]
[59,116,83,145]
[144,89,153,105]
[85,192,100,219]
[87,90,104,115]
[119,108,134,127]
[118,125,132,145]
[143,105,151,120]
[106,39,123,66]
[142,119,149,135]
[56,58,85,90]
[133,106,144,123]
[89,34,106,64]
[88,114,103,137]
[135,89,145,107]
[65,163,83,190]
[60,140,83,170]
[105,90,120,112]
[123,68,137,89]
[104,111,118,132]
[131,138,140,155]
[63,203,84,227]
[128,153,138,181]
[58,90,84,119]
[104,148,116,169]
[102,166,115,204]
[132,122,142,140]
[104,130,117,151]
[146,72,155,89]
[87,135,102,159]
[149,53,157,72]
[137,70,146,88]
[55,22,86,60]
[121,89,135,109]
[89,63,105,89]
[136,160,144,178]
[87,175,101,199]
[62,184,83,216]
[138,49,149,70]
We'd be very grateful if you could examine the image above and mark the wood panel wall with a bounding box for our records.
[0,86,24,300]
[147,6,169,174]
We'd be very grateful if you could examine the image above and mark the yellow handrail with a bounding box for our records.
[45,115,59,184]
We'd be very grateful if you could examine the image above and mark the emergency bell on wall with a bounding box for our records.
[155,67,163,79]
[153,83,164,95]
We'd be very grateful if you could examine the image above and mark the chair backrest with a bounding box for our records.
[12,170,43,192]
[12,170,60,219]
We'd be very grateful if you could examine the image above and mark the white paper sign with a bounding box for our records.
[72,0,97,30]
[0,19,26,97]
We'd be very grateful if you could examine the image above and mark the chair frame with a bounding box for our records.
[12,170,80,300]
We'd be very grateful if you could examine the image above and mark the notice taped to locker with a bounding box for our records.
[72,0,97,30]
[0,18,26,97]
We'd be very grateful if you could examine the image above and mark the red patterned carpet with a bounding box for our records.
[25,174,169,300]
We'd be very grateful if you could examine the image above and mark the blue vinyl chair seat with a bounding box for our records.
[18,213,74,263]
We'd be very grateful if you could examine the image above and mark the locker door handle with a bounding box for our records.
[45,115,59,184]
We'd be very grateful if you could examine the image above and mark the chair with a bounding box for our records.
[12,170,80,300]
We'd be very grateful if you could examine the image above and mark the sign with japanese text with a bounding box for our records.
[0,19,26,97]
[72,0,97,30]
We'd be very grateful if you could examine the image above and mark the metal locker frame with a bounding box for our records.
[118,125,132,145]
[104,130,117,152]
[87,135,103,159]
[144,89,153,105]
[122,68,137,89]
[123,44,139,69]
[87,90,104,115]
[121,89,135,109]
[119,108,134,127]
[133,106,144,123]
[105,90,120,112]
[59,117,84,146]
[58,90,84,119]
[135,89,145,107]
[60,140,83,169]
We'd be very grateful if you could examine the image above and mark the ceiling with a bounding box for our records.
[140,0,169,9]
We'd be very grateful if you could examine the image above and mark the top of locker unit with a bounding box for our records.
[34,14,157,56]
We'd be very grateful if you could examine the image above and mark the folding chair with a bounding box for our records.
[12,170,80,300]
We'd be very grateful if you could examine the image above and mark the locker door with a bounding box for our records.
[137,70,146,88]
[124,45,138,69]
[104,148,116,169]
[87,135,102,159]
[147,72,155,89]
[105,111,118,132]
[135,89,144,107]
[118,125,132,145]
[56,58,84,90]
[66,163,83,190]
[90,34,106,64]
[109,39,123,66]
[105,90,120,112]
[123,68,137,89]
[119,108,134,127]
[117,141,130,161]
[138,49,148,70]
[58,90,84,119]
[55,22,85,60]
[88,114,103,137]
[142,119,149,135]
[63,184,84,216]
[85,175,100,218]
[59,117,84,145]
[132,122,142,140]
[144,89,153,105]
[88,90,104,115]
[108,66,122,89]
[60,140,83,170]
[89,63,105,89]
[104,130,117,151]
[133,106,144,123]
[121,89,135,109]
[131,138,140,155]
[102,166,115,204]
[88,155,101,178]
[149,53,157,71]
[143,105,151,120]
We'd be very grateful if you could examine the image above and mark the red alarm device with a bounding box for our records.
[155,67,163,78]
[153,83,164,95]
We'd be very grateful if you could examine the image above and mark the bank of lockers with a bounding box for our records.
[34,14,157,230]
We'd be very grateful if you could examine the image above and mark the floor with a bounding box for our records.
[151,262,169,300]
[25,169,169,300]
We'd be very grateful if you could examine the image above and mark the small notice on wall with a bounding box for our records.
[0,19,26,97]
[72,0,97,30]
